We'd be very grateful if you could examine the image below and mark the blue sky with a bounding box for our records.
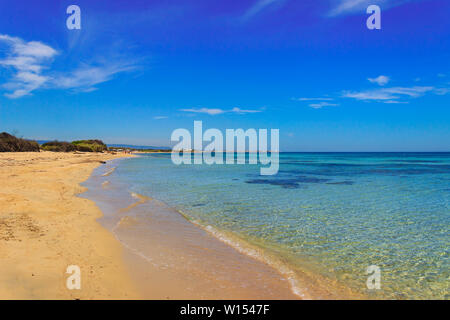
[0,0,449,151]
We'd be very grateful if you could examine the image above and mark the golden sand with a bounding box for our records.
[0,151,138,299]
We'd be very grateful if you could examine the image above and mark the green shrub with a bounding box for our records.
[41,141,77,152]
[40,139,107,153]
[71,140,107,152]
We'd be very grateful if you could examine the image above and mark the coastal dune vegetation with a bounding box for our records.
[41,139,108,152]
[0,132,108,153]
[0,132,40,152]
[40,141,77,152]
[1,132,171,153]
[71,140,108,152]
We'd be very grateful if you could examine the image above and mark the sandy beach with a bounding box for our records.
[0,151,139,299]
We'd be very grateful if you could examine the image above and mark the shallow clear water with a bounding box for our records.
[110,153,449,299]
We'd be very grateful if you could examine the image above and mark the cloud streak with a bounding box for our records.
[0,34,137,98]
[309,102,339,109]
[293,97,337,108]
[343,86,441,102]
[180,107,262,115]
[242,0,281,20]
[297,76,449,107]
[292,97,334,101]
[328,0,414,17]
[328,0,379,16]
[52,62,136,92]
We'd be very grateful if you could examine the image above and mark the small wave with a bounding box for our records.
[117,215,139,227]
[101,167,116,177]
[131,192,151,201]
[101,180,110,188]
[111,216,164,268]
[119,192,151,213]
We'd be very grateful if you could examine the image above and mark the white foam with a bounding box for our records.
[195,222,308,299]
[101,167,116,177]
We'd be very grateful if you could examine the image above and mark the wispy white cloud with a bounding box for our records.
[309,102,339,109]
[383,100,409,104]
[0,35,57,60]
[180,108,226,115]
[296,75,448,107]
[292,96,337,108]
[368,75,390,86]
[435,88,450,95]
[343,86,442,103]
[343,90,396,101]
[51,62,136,92]
[0,34,137,98]
[153,116,168,120]
[383,86,435,97]
[230,107,262,114]
[180,107,262,115]
[242,0,281,20]
[328,0,409,17]
[0,34,57,98]
[329,0,374,16]
[292,97,334,101]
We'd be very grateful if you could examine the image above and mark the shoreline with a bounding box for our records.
[0,151,139,299]
[83,159,300,299]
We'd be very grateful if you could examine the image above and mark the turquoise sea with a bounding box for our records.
[94,153,449,299]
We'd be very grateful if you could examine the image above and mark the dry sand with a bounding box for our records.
[0,151,139,299]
